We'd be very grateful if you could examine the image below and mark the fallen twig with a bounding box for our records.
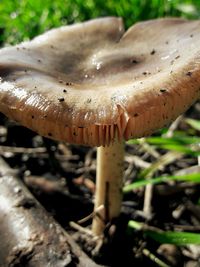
[0,157,102,267]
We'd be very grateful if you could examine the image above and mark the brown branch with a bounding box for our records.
[0,157,102,267]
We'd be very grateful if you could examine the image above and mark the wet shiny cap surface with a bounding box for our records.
[0,17,200,146]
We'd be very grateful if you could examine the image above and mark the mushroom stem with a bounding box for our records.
[92,139,124,236]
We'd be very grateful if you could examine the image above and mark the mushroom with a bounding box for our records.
[0,17,200,236]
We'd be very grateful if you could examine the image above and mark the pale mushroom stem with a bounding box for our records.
[92,139,124,236]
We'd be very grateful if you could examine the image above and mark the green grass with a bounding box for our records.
[123,173,200,193]
[128,133,200,157]
[126,118,200,247]
[128,220,200,245]
[0,0,200,45]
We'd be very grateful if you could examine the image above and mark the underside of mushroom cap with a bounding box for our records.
[0,17,200,146]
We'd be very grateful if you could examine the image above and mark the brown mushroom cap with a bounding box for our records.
[0,17,200,146]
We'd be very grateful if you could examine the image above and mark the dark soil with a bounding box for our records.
[0,101,199,267]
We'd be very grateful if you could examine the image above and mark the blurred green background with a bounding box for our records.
[0,0,200,46]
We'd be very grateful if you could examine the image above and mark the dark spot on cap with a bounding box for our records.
[160,88,167,93]
[190,34,193,38]
[37,59,42,63]
[186,71,192,77]
[175,55,180,60]
[87,98,92,103]
[131,59,139,64]
[58,97,65,102]
[150,49,156,55]
[63,89,67,93]
[66,82,72,86]
[165,41,169,44]
[142,71,147,75]
[134,113,139,117]
[31,115,35,119]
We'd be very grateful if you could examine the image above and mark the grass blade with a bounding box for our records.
[142,248,170,267]
[185,118,200,131]
[123,173,200,193]
[128,220,200,245]
[146,230,200,245]
[128,135,200,156]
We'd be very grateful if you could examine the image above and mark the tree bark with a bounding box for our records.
[0,157,102,267]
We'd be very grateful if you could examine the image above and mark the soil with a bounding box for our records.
[0,101,199,267]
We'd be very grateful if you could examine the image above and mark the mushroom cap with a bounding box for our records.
[0,17,200,146]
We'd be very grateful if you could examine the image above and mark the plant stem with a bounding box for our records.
[92,139,124,236]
